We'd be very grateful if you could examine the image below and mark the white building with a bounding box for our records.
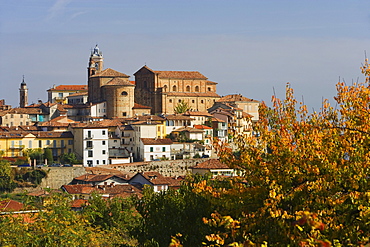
[70,122,109,167]
[140,138,173,161]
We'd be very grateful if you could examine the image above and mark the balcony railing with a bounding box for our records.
[9,145,25,150]
[84,135,94,140]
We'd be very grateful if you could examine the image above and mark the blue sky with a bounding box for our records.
[1,0,369,111]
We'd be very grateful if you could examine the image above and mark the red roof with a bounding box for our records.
[48,85,88,92]
[191,159,230,169]
[141,138,173,145]
[0,199,24,212]
[194,125,212,130]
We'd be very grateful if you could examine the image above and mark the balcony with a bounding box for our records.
[84,135,94,140]
[9,145,25,150]
[86,145,94,149]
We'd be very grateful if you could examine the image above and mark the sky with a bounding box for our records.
[1,0,370,112]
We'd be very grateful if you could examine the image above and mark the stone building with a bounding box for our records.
[134,66,221,115]
[87,45,138,118]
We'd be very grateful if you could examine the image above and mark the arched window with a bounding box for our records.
[169,99,172,103]
[186,85,190,92]
[172,85,177,91]
[121,91,128,96]
[201,100,204,104]
[195,86,199,92]
[208,87,211,91]
[163,85,168,92]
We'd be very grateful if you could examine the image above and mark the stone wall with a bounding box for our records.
[108,158,208,177]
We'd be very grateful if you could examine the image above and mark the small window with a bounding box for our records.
[102,150,106,154]
[58,93,63,98]
[169,99,172,103]
[201,100,204,104]
[195,86,199,92]
[172,85,177,91]
[208,87,211,91]
[192,100,195,103]
[96,160,99,165]
[162,147,166,152]
[178,99,181,103]
[102,130,106,135]
[102,141,106,145]
[102,160,106,165]
[88,150,93,157]
[186,85,190,92]
[122,112,127,117]
[150,147,153,152]
[121,91,128,96]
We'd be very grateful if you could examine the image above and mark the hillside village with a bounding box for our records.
[0,45,259,167]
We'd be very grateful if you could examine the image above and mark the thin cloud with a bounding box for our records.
[46,0,72,20]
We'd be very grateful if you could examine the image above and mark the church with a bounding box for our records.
[87,45,221,118]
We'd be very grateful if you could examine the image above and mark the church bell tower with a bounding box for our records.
[88,44,103,78]
[19,76,28,108]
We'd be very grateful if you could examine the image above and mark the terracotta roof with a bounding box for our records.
[191,159,230,169]
[141,138,173,145]
[211,117,226,122]
[62,184,141,196]
[127,115,165,122]
[73,174,130,183]
[47,85,88,92]
[0,199,24,212]
[133,172,172,186]
[164,114,193,120]
[91,68,130,78]
[194,125,212,130]
[6,107,43,115]
[71,199,88,208]
[103,78,135,86]
[0,131,35,138]
[206,80,218,85]
[36,131,73,138]
[70,122,108,129]
[154,70,208,80]
[217,94,260,103]
[165,92,220,97]
[66,92,88,97]
[133,103,151,109]
[184,111,212,117]
[173,126,203,133]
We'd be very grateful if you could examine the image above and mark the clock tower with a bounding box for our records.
[88,44,103,78]
[19,76,28,108]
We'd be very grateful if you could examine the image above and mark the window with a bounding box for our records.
[201,100,204,104]
[68,140,73,145]
[150,147,153,152]
[61,140,64,147]
[102,130,106,135]
[195,86,199,92]
[163,85,167,92]
[169,99,172,103]
[162,147,166,152]
[58,93,63,98]
[121,91,128,96]
[102,150,106,154]
[46,140,50,145]
[20,114,23,118]
[122,112,127,117]
[87,141,93,148]
[186,85,190,92]
[178,99,181,103]
[87,160,93,166]
[87,131,91,138]
[192,100,195,103]
[172,85,177,91]
[96,160,99,165]
[68,148,72,153]
[102,160,106,165]
[20,122,23,126]
[39,140,42,148]
[29,140,32,148]
[11,114,13,118]
[102,140,106,145]
[208,87,211,91]
[88,150,93,157]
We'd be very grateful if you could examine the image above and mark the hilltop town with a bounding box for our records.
[0,45,259,167]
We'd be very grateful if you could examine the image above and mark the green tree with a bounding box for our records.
[60,152,78,164]
[43,148,53,165]
[174,100,191,114]
[0,160,17,193]
[24,148,43,164]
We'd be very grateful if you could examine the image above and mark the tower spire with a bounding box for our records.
[19,75,28,107]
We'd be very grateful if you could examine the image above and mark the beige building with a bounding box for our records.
[47,85,88,104]
[134,66,221,115]
[87,45,137,118]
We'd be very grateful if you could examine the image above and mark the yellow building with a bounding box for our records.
[0,130,74,161]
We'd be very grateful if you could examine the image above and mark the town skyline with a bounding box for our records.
[1,0,370,111]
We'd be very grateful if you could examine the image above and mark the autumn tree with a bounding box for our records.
[207,59,370,245]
